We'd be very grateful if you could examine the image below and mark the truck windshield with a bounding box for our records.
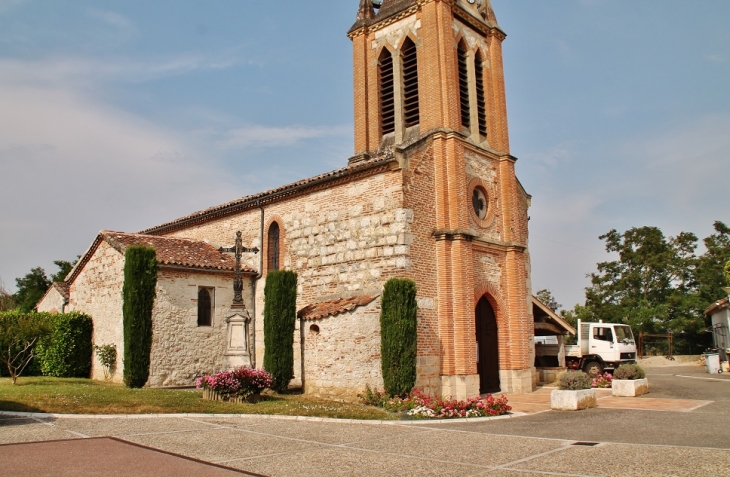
[615,325,634,342]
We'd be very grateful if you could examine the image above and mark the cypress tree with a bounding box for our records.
[122,246,157,388]
[380,278,418,397]
[263,270,298,393]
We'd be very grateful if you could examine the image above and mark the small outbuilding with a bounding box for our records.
[37,230,256,386]
[532,296,576,385]
[706,295,730,361]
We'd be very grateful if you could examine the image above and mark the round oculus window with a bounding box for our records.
[472,187,488,220]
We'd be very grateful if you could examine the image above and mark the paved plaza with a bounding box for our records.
[1,364,729,476]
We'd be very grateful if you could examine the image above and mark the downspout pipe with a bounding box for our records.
[251,199,265,368]
[61,297,69,314]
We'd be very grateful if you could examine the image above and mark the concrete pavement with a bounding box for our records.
[1,362,729,476]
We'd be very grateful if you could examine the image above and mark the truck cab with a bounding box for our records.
[565,320,637,377]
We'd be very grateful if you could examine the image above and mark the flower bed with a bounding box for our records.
[359,386,511,419]
[197,367,272,403]
[591,372,613,388]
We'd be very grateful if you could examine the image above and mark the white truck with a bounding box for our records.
[565,320,637,377]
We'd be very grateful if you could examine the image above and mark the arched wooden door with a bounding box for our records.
[475,296,500,394]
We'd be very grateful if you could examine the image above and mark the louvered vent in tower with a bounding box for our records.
[475,52,487,137]
[402,38,420,128]
[379,49,395,136]
[458,42,470,129]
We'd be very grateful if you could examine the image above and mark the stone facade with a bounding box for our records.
[301,299,383,401]
[42,0,538,400]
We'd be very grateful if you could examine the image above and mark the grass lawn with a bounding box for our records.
[0,377,395,420]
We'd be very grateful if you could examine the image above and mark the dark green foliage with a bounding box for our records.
[14,267,51,312]
[50,257,79,283]
[0,279,14,312]
[36,312,93,378]
[725,260,730,287]
[614,363,646,380]
[122,246,158,388]
[558,371,592,390]
[0,311,51,384]
[263,270,298,393]
[563,223,730,353]
[380,278,418,397]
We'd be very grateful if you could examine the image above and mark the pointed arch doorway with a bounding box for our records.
[475,296,500,394]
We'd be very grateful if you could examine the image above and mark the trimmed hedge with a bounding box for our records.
[0,311,92,380]
[36,312,93,378]
[122,246,158,388]
[380,278,418,397]
[0,311,50,380]
[263,270,298,393]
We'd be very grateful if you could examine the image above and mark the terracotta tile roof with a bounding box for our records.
[52,282,70,299]
[101,231,254,273]
[139,154,395,236]
[298,295,378,321]
[705,297,729,316]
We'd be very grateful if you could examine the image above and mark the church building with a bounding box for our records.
[39,0,540,400]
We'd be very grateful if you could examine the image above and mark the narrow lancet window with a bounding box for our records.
[378,49,395,136]
[458,41,470,130]
[267,222,280,272]
[401,38,420,128]
[197,287,212,327]
[475,51,487,137]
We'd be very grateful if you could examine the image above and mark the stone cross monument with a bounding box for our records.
[218,231,259,369]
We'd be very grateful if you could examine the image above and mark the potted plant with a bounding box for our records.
[551,371,597,411]
[197,367,273,404]
[612,363,648,397]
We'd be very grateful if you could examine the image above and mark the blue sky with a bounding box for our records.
[1,1,728,309]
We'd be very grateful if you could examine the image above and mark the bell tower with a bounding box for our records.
[349,0,535,398]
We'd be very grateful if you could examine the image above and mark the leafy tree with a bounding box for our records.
[13,267,51,312]
[12,259,79,312]
[380,278,418,397]
[0,312,50,384]
[263,270,298,393]
[696,221,730,303]
[581,226,706,336]
[122,246,158,388]
[0,279,14,312]
[535,289,561,313]
[50,258,78,283]
[725,260,730,288]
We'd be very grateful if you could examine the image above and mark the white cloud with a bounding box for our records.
[0,54,240,88]
[86,9,139,42]
[0,0,25,14]
[221,124,351,149]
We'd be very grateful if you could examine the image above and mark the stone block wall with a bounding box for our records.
[164,169,413,386]
[67,240,125,383]
[36,286,65,314]
[148,269,242,387]
[301,299,383,402]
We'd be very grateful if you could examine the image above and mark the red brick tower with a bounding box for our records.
[349,0,535,397]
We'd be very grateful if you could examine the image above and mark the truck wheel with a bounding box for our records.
[584,361,604,377]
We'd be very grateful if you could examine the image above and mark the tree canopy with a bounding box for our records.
[560,221,730,352]
[12,258,78,312]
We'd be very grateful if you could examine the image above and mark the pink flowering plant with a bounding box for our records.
[591,372,613,389]
[196,367,273,398]
[359,385,511,419]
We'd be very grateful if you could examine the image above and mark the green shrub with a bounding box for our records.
[614,363,646,380]
[122,246,158,388]
[558,371,592,390]
[0,311,51,384]
[95,344,117,380]
[724,260,730,287]
[380,278,418,397]
[263,270,298,393]
[36,312,93,378]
